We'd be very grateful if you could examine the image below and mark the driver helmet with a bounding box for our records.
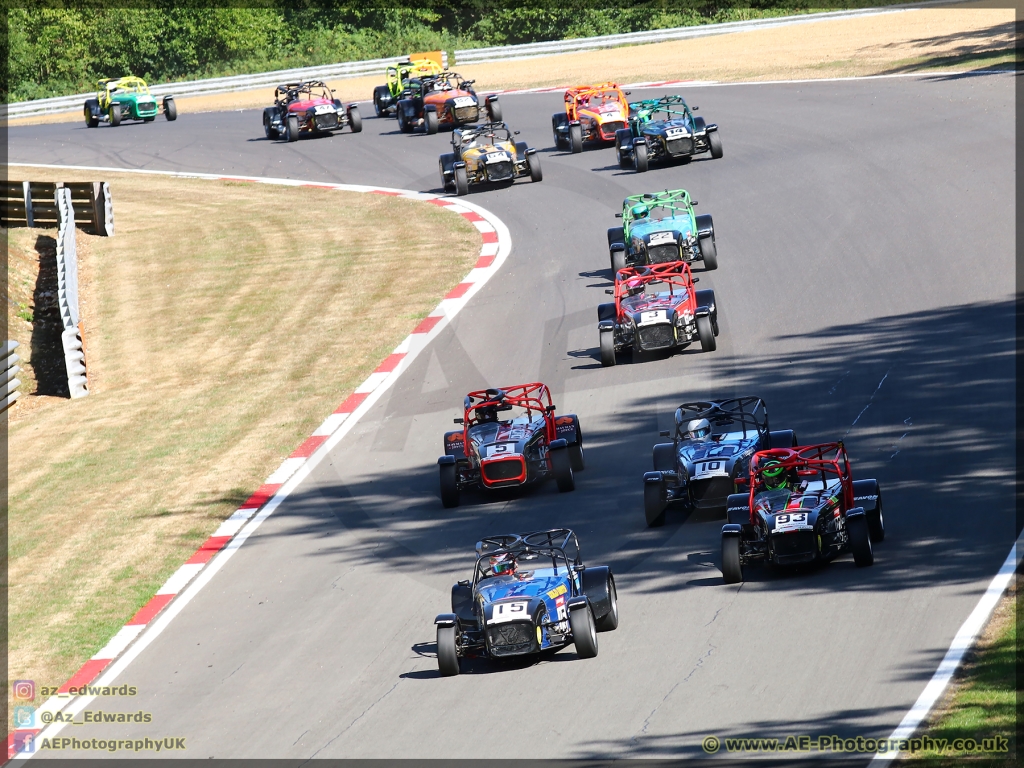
[630,203,650,220]
[490,553,516,576]
[761,459,789,490]
[685,418,711,439]
[476,405,498,423]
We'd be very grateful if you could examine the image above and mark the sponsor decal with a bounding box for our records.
[547,583,568,599]
[446,433,463,443]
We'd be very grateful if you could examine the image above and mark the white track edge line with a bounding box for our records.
[6,163,511,763]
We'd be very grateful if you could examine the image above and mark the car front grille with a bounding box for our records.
[137,101,157,113]
[599,120,624,139]
[771,530,817,564]
[690,477,734,510]
[481,457,525,485]
[314,113,339,131]
[637,324,675,351]
[486,161,514,182]
[453,105,479,123]
[486,623,535,657]
[666,137,695,156]
[647,243,680,264]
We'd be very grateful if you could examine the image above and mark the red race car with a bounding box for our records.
[396,70,501,134]
[597,261,719,366]
[263,80,362,142]
[437,383,584,508]
[552,82,630,153]
[721,442,885,583]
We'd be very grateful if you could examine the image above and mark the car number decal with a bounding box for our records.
[693,460,729,479]
[489,601,529,624]
[639,310,667,325]
[775,512,808,529]
[453,96,475,107]
[484,152,508,163]
[314,104,334,114]
[665,127,688,138]
[487,443,518,457]
[648,231,675,245]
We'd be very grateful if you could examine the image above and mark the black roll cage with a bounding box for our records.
[471,529,582,590]
[674,396,768,442]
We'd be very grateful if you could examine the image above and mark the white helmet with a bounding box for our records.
[685,418,711,439]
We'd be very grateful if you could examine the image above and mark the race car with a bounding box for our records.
[438,122,542,196]
[552,82,629,153]
[607,189,717,274]
[372,58,444,117]
[262,81,361,142]
[437,383,583,508]
[642,397,798,527]
[721,442,885,583]
[395,69,501,134]
[434,529,618,676]
[615,95,722,172]
[597,261,718,366]
[84,76,176,127]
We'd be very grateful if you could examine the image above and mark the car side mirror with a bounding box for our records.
[690,200,698,205]
[624,91,631,95]
[458,579,470,587]
[546,404,557,412]
[660,430,671,437]
[692,277,700,283]
[614,213,622,218]
[692,106,699,111]
[454,418,464,424]
[573,564,585,573]
[514,130,520,135]
[605,289,614,295]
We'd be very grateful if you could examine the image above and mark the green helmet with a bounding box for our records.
[630,203,650,220]
[762,460,788,490]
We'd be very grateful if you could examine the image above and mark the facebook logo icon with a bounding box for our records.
[12,731,35,754]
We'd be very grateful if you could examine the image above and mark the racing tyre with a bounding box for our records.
[569,604,598,659]
[708,130,723,159]
[424,107,439,135]
[868,495,885,543]
[610,248,626,275]
[454,166,469,197]
[594,577,619,632]
[634,141,649,172]
[599,329,616,367]
[644,482,667,527]
[722,536,743,584]
[164,97,177,121]
[486,99,502,123]
[551,446,575,493]
[84,100,99,128]
[699,236,718,270]
[439,463,460,509]
[848,513,874,567]
[436,624,460,677]
[286,114,299,142]
[697,315,717,352]
[348,106,362,133]
[263,113,278,140]
[373,86,389,117]
[527,152,543,183]
[569,427,585,472]
[109,104,122,126]
[569,124,583,154]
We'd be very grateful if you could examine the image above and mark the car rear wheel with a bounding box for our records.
[454,166,469,196]
[437,624,461,676]
[527,152,542,182]
[424,107,439,135]
[569,426,585,472]
[551,446,575,492]
[708,130,724,159]
[594,577,618,632]
[163,97,177,121]
[286,114,299,142]
[722,536,743,583]
[699,236,718,270]
[848,513,874,567]
[634,141,649,172]
[569,604,598,659]
[109,103,122,126]
[263,113,278,140]
[599,329,616,367]
[569,124,583,153]
[84,101,99,128]
[644,482,667,527]
[486,99,502,123]
[348,106,362,133]
[373,86,389,117]
[439,463,460,509]
[697,315,717,352]
[868,495,885,543]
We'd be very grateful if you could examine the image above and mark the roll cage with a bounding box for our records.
[629,95,694,126]
[459,383,557,443]
[622,189,695,240]
[613,262,695,317]
[744,442,854,512]
[471,529,582,589]
[386,59,444,96]
[673,397,768,442]
[97,76,151,107]
[423,70,475,93]
[564,82,627,121]
[274,80,335,106]
[454,121,514,149]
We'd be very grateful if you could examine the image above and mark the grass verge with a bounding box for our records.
[5,167,479,709]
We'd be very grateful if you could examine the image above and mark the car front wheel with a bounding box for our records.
[569,604,598,659]
[722,536,743,583]
[437,624,461,676]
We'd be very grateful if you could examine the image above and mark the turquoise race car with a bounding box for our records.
[606,189,718,273]
[84,76,176,127]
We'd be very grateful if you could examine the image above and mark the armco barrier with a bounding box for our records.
[2,341,22,412]
[2,181,113,236]
[55,188,89,399]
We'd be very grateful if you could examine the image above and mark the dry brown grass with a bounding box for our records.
[11,5,1015,127]
[5,167,478,701]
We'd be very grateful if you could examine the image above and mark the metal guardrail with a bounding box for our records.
[2,341,22,412]
[1,181,113,236]
[55,188,89,399]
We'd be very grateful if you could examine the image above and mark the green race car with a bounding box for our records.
[606,189,717,273]
[372,58,444,118]
[614,95,722,172]
[84,76,177,127]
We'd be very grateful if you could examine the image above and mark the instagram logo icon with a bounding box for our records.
[12,680,35,701]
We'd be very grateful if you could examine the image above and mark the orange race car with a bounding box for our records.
[396,70,501,134]
[552,83,630,153]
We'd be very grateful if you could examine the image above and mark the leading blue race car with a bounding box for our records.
[434,529,618,676]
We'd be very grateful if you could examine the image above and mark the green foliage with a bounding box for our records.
[8,2,893,102]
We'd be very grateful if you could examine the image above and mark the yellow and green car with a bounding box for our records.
[84,76,177,127]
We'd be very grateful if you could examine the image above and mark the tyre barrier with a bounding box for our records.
[1,180,113,236]
[2,341,22,413]
[55,188,89,399]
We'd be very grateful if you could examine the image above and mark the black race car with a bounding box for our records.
[643,397,797,526]
[615,95,722,172]
[721,442,885,583]
[434,529,618,676]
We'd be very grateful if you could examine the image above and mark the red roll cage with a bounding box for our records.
[462,382,557,444]
[563,82,627,122]
[742,442,855,518]
[612,261,696,322]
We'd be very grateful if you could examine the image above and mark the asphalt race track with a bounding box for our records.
[9,72,1016,759]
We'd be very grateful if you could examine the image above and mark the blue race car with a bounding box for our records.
[643,397,798,527]
[434,529,618,676]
